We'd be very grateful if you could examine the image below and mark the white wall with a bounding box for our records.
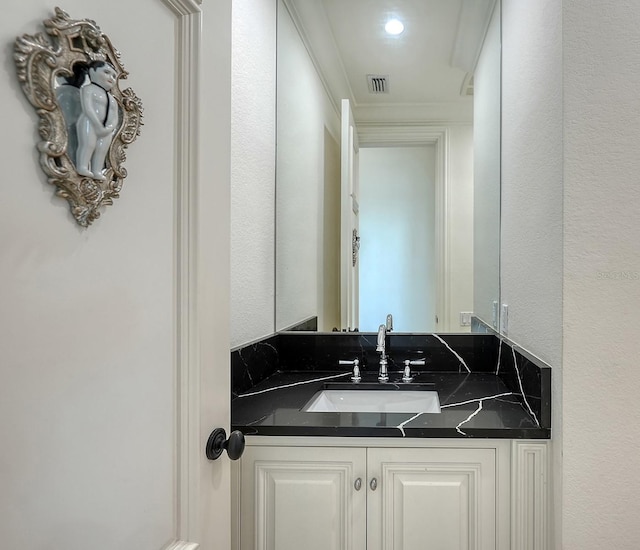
[359,146,437,332]
[275,0,340,332]
[501,2,563,546]
[447,125,475,332]
[562,1,640,548]
[501,0,563,365]
[232,0,341,341]
[502,1,640,548]
[473,1,501,328]
[230,0,277,347]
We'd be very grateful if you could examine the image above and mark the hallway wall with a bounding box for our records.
[562,1,640,548]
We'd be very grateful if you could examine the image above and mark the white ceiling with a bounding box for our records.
[284,0,496,123]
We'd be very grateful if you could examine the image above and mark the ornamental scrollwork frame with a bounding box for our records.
[14,7,143,227]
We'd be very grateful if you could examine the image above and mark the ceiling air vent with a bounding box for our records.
[366,74,389,94]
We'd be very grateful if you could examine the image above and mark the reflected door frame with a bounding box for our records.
[341,99,360,331]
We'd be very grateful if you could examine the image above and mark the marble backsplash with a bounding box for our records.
[231,330,551,430]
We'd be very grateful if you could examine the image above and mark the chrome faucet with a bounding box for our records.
[376,324,389,382]
[339,358,361,382]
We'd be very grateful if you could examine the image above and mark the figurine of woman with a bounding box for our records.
[74,61,119,181]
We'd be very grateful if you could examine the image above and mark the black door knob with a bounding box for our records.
[205,428,245,461]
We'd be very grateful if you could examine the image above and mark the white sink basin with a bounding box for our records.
[302,389,441,414]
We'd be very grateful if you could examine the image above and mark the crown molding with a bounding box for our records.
[281,0,353,118]
[450,0,498,73]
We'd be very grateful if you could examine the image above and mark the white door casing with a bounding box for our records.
[341,99,360,331]
[174,0,233,548]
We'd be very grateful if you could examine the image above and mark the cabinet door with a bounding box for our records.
[239,446,367,550]
[367,447,497,550]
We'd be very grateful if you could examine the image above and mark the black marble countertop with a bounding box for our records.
[232,369,550,439]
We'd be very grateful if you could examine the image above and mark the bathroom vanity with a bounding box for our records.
[230,332,551,550]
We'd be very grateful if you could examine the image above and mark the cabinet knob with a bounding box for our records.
[354,477,362,491]
[205,428,245,461]
[370,478,378,491]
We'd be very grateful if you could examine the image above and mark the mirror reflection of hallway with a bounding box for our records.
[358,146,436,332]
[273,0,494,336]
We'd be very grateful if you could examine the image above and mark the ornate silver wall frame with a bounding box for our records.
[14,7,143,226]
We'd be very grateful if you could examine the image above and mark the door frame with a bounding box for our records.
[166,0,232,547]
[340,99,360,331]
[165,0,205,547]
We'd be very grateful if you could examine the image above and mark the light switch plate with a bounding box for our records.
[460,312,472,326]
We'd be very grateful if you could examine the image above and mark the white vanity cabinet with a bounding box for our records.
[232,438,549,550]
[236,445,367,550]
[367,446,504,550]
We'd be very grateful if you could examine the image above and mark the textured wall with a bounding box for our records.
[275,1,340,332]
[563,0,640,548]
[230,0,277,347]
[503,0,640,547]
[501,2,563,546]
[501,0,563,367]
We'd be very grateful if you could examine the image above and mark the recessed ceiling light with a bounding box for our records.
[385,18,404,36]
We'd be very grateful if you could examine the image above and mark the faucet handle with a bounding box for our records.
[386,314,393,332]
[402,359,425,383]
[402,360,413,382]
[339,359,361,382]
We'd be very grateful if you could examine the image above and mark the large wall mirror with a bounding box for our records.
[276,0,501,334]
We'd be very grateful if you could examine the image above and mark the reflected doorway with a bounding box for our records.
[358,146,437,332]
